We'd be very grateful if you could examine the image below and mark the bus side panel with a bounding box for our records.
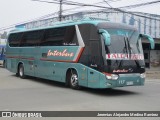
[6,58,15,73]
[52,63,89,87]
[19,47,35,77]
[87,68,100,88]
[36,61,63,82]
[35,61,89,87]
[6,47,19,73]
[73,63,88,87]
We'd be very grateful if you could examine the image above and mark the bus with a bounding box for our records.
[0,45,6,67]
[6,18,155,89]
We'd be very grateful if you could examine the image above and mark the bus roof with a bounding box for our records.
[10,17,137,34]
[10,17,107,33]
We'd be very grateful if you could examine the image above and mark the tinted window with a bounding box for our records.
[9,33,23,47]
[20,30,44,47]
[79,24,99,45]
[40,26,77,46]
[63,26,77,46]
[41,27,66,46]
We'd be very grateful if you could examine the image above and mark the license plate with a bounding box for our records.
[126,81,133,86]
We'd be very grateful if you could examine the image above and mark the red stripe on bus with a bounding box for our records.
[40,58,73,63]
[6,56,35,60]
[6,56,18,59]
[74,47,84,63]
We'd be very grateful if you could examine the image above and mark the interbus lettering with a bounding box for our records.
[47,49,74,57]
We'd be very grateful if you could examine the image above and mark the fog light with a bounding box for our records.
[140,73,146,78]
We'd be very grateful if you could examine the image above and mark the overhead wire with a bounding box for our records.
[0,0,108,31]
[119,0,160,9]
[31,0,160,20]
[1,0,160,31]
[103,0,158,29]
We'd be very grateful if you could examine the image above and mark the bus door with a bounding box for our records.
[88,40,101,88]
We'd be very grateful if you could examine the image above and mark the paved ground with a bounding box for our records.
[0,66,160,120]
[146,70,160,79]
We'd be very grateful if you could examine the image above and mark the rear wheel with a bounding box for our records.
[18,64,26,79]
[68,70,80,89]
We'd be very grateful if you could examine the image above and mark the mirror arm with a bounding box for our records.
[99,29,111,45]
[140,34,155,49]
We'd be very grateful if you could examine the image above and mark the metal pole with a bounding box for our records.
[59,0,63,21]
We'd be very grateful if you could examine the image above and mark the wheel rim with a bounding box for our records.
[19,67,23,77]
[71,74,78,87]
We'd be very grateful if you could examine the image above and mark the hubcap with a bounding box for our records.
[71,74,78,87]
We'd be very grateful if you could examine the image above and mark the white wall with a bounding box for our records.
[150,50,160,70]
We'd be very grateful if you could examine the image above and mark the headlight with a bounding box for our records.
[105,73,119,80]
[140,73,146,78]
[111,74,119,80]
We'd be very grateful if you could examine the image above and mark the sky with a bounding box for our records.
[0,0,160,32]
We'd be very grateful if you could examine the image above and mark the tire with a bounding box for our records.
[69,70,80,89]
[18,64,26,79]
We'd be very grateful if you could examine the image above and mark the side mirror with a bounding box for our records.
[99,29,111,46]
[140,34,155,49]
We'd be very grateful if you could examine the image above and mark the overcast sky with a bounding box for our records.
[0,0,160,31]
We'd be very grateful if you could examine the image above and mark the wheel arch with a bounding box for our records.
[17,61,24,73]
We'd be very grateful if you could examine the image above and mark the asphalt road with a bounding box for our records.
[0,66,160,120]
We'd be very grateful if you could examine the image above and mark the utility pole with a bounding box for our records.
[59,0,63,21]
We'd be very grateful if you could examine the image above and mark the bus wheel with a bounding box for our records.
[69,70,80,89]
[18,64,26,79]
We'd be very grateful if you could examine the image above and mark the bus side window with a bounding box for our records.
[63,26,77,46]
[20,30,43,47]
[40,26,78,46]
[41,28,65,46]
[9,33,23,47]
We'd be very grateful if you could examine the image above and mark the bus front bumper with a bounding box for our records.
[100,73,145,88]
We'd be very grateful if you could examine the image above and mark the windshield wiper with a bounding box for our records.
[126,37,132,58]
[126,37,141,68]
[118,37,128,68]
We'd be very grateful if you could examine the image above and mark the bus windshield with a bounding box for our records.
[106,29,144,59]
[101,28,145,73]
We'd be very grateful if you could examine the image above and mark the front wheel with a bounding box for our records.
[18,64,26,79]
[69,70,80,89]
